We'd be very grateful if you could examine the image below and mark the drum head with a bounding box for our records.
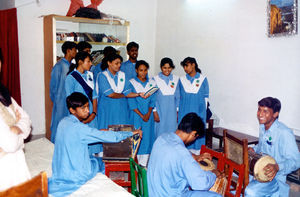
[254,155,276,182]
[199,159,215,171]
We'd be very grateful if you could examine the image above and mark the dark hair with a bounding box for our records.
[77,41,92,52]
[160,57,175,69]
[126,41,139,51]
[135,60,149,70]
[67,51,92,75]
[103,46,117,57]
[101,53,123,71]
[66,92,89,110]
[258,97,281,114]
[180,57,201,73]
[61,41,77,55]
[178,112,205,137]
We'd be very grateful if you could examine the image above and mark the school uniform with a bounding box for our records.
[121,60,136,80]
[153,72,180,138]
[50,58,71,143]
[96,69,131,129]
[245,119,300,197]
[147,132,220,197]
[178,72,209,151]
[128,77,156,166]
[90,62,103,81]
[48,114,133,197]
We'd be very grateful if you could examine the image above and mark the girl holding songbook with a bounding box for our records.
[128,60,157,166]
[179,57,209,154]
[153,57,180,138]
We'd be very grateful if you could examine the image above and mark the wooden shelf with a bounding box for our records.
[56,40,126,46]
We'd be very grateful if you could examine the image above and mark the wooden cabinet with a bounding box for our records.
[43,15,130,140]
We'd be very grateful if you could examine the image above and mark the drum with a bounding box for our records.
[199,159,227,196]
[248,151,277,182]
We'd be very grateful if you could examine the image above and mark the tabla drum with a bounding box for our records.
[199,159,215,171]
[248,151,277,182]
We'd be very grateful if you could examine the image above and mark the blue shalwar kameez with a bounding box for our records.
[120,60,136,80]
[90,62,103,81]
[178,73,209,150]
[96,69,131,129]
[65,69,100,154]
[147,132,220,197]
[245,120,300,197]
[48,115,133,197]
[153,72,180,138]
[50,58,70,143]
[128,77,156,157]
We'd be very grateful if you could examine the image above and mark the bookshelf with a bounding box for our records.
[43,14,130,140]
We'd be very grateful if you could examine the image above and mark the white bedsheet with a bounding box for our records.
[24,138,133,197]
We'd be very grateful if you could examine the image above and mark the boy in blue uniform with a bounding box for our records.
[48,92,142,196]
[147,112,221,197]
[50,41,77,143]
[245,97,300,197]
[121,41,139,80]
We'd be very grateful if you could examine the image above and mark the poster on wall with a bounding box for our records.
[268,0,298,37]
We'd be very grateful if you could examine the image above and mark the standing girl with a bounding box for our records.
[153,57,180,138]
[179,57,209,154]
[97,53,144,129]
[128,60,156,166]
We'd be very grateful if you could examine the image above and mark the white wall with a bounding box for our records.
[17,0,157,134]
[155,0,300,136]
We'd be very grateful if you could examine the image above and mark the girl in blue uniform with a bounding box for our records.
[96,53,145,130]
[179,57,209,154]
[128,60,156,166]
[153,57,180,138]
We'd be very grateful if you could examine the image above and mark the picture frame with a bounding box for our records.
[268,0,298,37]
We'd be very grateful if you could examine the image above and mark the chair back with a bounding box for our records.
[200,145,225,171]
[129,158,148,197]
[224,158,245,197]
[0,171,48,197]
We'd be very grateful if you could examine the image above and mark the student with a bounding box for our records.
[153,57,180,138]
[120,41,139,80]
[245,97,300,197]
[48,92,142,196]
[77,41,92,53]
[179,57,209,154]
[128,60,156,166]
[147,112,221,197]
[50,41,77,143]
[91,46,117,80]
[0,48,32,191]
[96,53,145,129]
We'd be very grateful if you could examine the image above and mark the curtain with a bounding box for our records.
[0,8,21,105]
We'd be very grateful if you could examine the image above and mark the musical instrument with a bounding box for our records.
[248,151,277,182]
[199,159,227,196]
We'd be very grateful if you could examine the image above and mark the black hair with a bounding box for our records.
[61,41,77,55]
[101,53,123,71]
[258,97,281,114]
[77,41,92,52]
[180,57,201,73]
[178,112,205,137]
[0,48,12,107]
[160,57,175,69]
[103,46,117,57]
[126,41,139,51]
[67,51,92,75]
[66,92,89,110]
[135,60,149,70]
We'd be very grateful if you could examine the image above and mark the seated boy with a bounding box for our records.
[48,92,142,196]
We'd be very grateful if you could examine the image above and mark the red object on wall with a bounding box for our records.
[0,8,21,105]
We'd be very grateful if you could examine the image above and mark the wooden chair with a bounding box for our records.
[205,119,214,149]
[0,171,48,197]
[200,145,225,171]
[129,158,148,197]
[224,158,245,197]
[223,129,249,196]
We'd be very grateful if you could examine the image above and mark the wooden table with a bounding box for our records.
[206,127,259,150]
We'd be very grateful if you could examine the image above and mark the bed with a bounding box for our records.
[24,138,133,197]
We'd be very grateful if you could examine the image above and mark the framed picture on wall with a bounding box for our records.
[268,0,298,37]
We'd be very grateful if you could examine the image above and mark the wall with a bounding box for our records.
[155,0,300,136]
[17,0,157,134]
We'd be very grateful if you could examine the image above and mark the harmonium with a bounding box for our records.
[102,124,141,162]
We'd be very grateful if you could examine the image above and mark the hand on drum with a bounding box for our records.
[263,163,279,180]
[133,129,143,138]
[211,169,226,179]
[193,152,212,162]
